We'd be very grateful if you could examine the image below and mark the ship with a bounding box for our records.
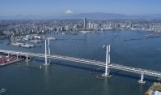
[11,42,34,48]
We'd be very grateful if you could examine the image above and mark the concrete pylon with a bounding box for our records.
[47,39,51,64]
[25,55,28,62]
[138,73,146,84]
[102,45,111,77]
[44,40,48,66]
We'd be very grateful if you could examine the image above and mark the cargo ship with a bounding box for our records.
[0,55,23,67]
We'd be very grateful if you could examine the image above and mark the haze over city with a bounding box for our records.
[1,0,161,19]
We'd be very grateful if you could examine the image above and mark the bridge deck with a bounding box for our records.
[0,49,161,78]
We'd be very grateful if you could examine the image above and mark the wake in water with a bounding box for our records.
[0,88,6,94]
[96,73,105,80]
[156,48,161,51]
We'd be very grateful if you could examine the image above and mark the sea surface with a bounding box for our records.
[0,30,161,95]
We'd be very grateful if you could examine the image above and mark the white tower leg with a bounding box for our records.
[102,45,111,77]
[44,40,48,65]
[47,39,51,64]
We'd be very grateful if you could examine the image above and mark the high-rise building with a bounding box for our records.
[83,17,87,30]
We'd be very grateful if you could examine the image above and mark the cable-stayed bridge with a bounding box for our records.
[0,40,161,84]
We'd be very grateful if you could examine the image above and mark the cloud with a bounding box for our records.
[65,10,73,14]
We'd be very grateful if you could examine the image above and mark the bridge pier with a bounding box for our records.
[7,53,10,61]
[102,45,111,77]
[25,55,28,62]
[16,54,19,60]
[7,53,9,57]
[138,73,146,84]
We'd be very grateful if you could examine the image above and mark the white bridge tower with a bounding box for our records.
[102,45,111,77]
[44,39,51,66]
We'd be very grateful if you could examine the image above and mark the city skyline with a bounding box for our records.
[0,0,161,18]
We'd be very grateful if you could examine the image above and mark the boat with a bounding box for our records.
[47,37,56,41]
[0,55,22,67]
[96,74,105,80]
[62,32,65,35]
[11,42,23,46]
[11,42,34,48]
[80,31,90,34]
[20,43,34,48]
[144,33,161,38]
[30,40,42,43]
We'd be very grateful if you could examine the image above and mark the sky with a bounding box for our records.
[0,0,161,17]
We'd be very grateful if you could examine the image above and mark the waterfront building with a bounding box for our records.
[88,22,98,30]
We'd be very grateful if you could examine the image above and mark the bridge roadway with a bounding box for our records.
[0,49,161,79]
